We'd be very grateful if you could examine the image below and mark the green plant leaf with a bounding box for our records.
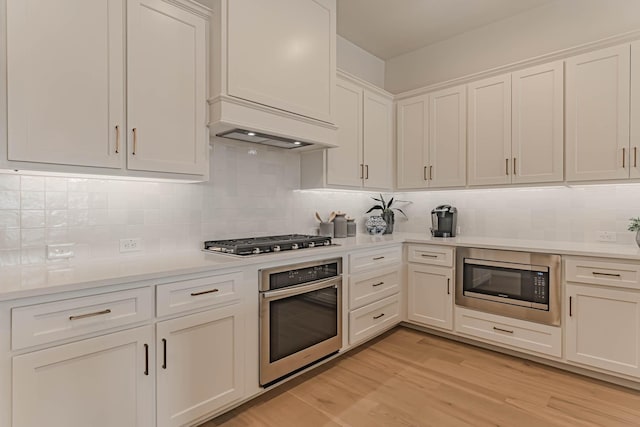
[394,208,408,218]
[388,197,394,208]
[365,205,384,213]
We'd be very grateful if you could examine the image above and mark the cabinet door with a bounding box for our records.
[566,44,630,182]
[6,0,124,168]
[363,90,393,189]
[13,326,153,427]
[512,61,564,184]
[396,95,429,189]
[327,78,363,187]
[407,264,453,331]
[226,0,335,123]
[566,284,640,378]
[156,304,244,427]
[429,85,467,188]
[127,0,208,175]
[468,74,512,186]
[631,41,640,179]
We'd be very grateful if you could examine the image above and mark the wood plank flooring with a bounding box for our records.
[201,327,640,427]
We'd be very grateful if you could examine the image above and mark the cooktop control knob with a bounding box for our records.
[273,245,281,252]
[252,248,261,254]
[291,243,299,250]
[324,240,331,246]
[308,242,315,248]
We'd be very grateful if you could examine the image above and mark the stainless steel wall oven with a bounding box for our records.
[259,258,342,386]
[456,248,561,326]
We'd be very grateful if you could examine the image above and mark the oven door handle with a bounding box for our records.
[261,278,341,301]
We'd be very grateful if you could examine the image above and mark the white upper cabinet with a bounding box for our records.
[127,0,209,175]
[327,78,363,187]
[428,86,467,188]
[3,0,210,179]
[468,74,512,186]
[512,61,564,184]
[300,73,393,190]
[363,89,393,189]
[631,41,640,179]
[566,44,630,182]
[210,0,337,147]
[468,63,563,187]
[226,0,335,123]
[396,85,466,190]
[6,0,124,169]
[396,95,429,189]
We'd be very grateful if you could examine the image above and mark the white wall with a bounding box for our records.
[395,184,640,246]
[337,35,385,87]
[385,0,640,93]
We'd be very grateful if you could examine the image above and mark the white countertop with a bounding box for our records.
[1,233,639,302]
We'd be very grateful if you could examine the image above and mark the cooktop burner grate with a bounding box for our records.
[203,234,333,256]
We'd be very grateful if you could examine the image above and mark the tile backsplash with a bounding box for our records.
[2,140,640,266]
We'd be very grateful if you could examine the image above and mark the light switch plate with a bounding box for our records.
[596,231,617,242]
[120,238,142,253]
[47,243,75,260]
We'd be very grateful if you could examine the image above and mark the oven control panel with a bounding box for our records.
[532,272,547,303]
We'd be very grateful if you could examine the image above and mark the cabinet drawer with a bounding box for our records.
[156,272,242,317]
[349,266,401,310]
[12,287,153,350]
[349,294,400,345]
[407,244,454,267]
[454,307,561,357]
[349,246,402,274]
[565,257,640,289]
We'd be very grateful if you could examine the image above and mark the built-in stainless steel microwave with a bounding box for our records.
[456,248,561,326]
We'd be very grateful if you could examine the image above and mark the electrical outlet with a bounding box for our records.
[47,243,75,260]
[596,231,617,242]
[120,238,142,253]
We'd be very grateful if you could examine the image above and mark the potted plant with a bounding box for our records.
[629,217,640,248]
[365,194,407,234]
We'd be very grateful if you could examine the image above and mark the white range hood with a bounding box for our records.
[207,0,338,150]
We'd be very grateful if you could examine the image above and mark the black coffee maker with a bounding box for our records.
[430,205,457,237]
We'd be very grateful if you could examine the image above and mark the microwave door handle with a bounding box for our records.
[464,258,548,273]
[262,278,340,301]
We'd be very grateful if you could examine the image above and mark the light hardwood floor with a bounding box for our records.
[201,327,640,427]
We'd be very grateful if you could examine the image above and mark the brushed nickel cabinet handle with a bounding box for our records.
[162,338,167,369]
[144,343,149,376]
[69,308,111,321]
[505,158,509,175]
[423,166,427,181]
[447,278,450,295]
[635,147,638,168]
[513,157,517,175]
[592,271,621,278]
[115,125,120,154]
[365,164,369,179]
[372,281,384,287]
[569,296,572,317]
[493,326,513,334]
[373,313,385,320]
[373,256,385,260]
[132,128,138,155]
[429,165,433,180]
[623,147,626,168]
[421,254,438,258]
[360,164,364,179]
[190,288,219,296]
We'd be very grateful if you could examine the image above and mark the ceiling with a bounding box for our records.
[337,0,554,60]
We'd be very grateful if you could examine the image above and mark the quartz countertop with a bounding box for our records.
[1,233,639,302]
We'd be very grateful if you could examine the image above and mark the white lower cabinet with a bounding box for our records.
[156,304,244,427]
[455,307,562,358]
[566,283,640,378]
[349,294,400,345]
[12,325,154,427]
[407,264,453,331]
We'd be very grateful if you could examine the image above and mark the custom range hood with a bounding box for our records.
[208,0,338,150]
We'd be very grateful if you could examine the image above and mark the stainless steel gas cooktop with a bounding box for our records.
[203,234,333,256]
